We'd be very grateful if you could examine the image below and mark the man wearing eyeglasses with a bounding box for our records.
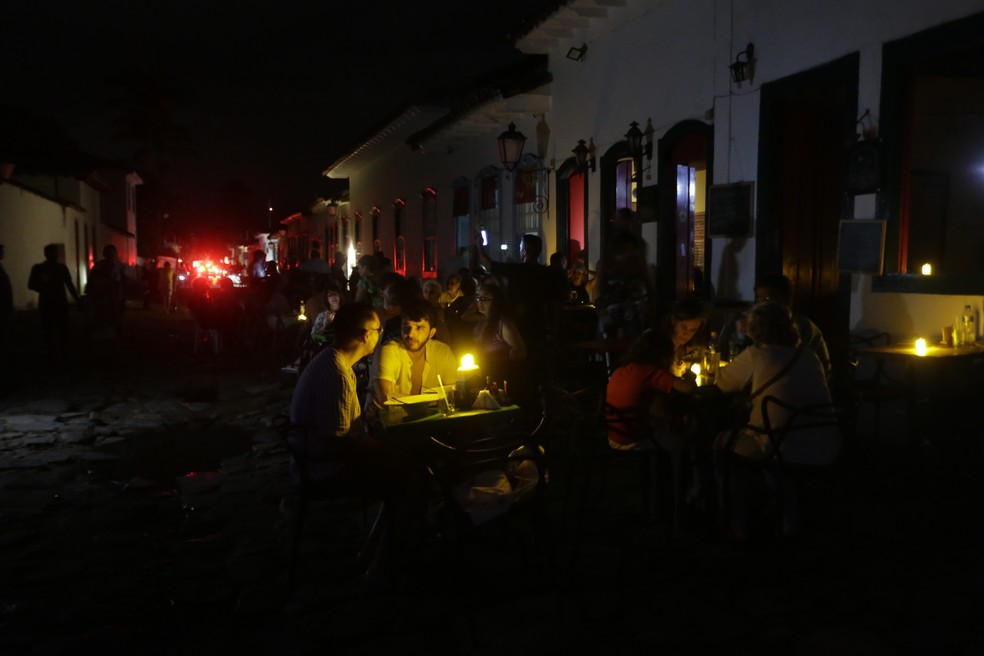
[367,298,458,409]
[289,301,426,583]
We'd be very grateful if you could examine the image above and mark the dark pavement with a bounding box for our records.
[1,303,983,654]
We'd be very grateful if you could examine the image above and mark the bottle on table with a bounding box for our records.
[728,317,748,361]
[704,331,720,378]
[961,304,976,345]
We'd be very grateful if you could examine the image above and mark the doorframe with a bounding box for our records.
[657,119,714,301]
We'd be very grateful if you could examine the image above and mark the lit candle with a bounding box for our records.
[458,353,479,371]
[915,338,927,356]
[921,263,932,275]
[690,363,701,376]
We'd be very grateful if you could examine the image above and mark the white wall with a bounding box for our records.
[1,180,98,309]
[543,0,984,321]
[341,0,984,336]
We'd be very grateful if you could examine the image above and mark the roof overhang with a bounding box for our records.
[322,106,448,179]
[407,85,552,155]
[514,0,661,55]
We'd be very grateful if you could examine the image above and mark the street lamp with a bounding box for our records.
[497,122,527,172]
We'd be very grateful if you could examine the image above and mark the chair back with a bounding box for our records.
[761,395,848,466]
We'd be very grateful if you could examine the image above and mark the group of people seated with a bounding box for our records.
[284,228,843,584]
[286,240,574,583]
[604,273,841,540]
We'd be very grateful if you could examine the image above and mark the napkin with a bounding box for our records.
[473,389,501,410]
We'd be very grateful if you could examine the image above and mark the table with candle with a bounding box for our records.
[858,337,984,445]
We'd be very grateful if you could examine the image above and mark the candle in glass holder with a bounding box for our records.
[921,263,932,275]
[914,338,928,356]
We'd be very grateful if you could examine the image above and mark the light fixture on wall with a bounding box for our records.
[625,119,655,181]
[729,43,755,86]
[572,138,596,172]
[566,43,587,62]
[326,199,338,217]
[497,122,527,171]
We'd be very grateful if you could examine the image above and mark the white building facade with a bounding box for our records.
[321,0,984,377]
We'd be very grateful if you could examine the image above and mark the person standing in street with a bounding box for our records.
[0,244,13,350]
[160,261,176,313]
[87,244,126,337]
[28,244,80,363]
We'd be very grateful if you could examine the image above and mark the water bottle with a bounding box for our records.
[729,318,747,361]
[962,305,976,345]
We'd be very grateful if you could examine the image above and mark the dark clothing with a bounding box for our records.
[29,260,78,310]
[595,228,654,340]
[0,263,12,322]
[28,260,79,359]
[0,263,12,349]
[87,258,126,336]
[489,261,567,355]
[568,283,591,305]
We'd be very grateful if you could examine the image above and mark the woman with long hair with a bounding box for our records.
[659,296,707,377]
[472,283,526,368]
[606,329,697,450]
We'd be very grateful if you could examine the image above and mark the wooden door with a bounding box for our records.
[758,55,858,370]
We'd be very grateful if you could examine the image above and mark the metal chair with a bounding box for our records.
[721,395,850,540]
[273,415,373,592]
[848,331,908,441]
[424,417,556,641]
[549,373,681,553]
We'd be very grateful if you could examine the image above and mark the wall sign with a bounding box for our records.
[707,182,753,237]
[837,219,886,273]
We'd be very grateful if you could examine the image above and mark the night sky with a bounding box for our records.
[3,1,556,234]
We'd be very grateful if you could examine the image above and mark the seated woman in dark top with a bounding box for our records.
[469,282,529,407]
[472,283,526,372]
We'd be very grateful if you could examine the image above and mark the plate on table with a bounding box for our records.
[384,392,441,419]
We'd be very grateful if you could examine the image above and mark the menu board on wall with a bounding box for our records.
[837,220,886,273]
[707,182,753,237]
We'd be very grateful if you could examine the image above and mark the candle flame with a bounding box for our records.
[690,363,701,375]
[915,338,927,356]
[459,353,479,370]
[921,263,932,275]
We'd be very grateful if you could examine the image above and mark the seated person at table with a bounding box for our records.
[754,273,831,377]
[366,298,458,409]
[607,329,698,450]
[658,296,707,377]
[289,303,426,580]
[713,300,840,537]
[472,283,526,377]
